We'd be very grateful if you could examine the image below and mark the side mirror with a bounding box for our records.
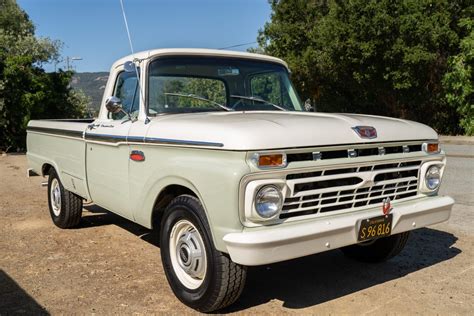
[105,96,123,114]
[304,98,315,112]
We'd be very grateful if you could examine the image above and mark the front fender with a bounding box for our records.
[129,146,250,252]
[136,175,204,228]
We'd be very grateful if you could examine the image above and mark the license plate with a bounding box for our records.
[358,214,393,242]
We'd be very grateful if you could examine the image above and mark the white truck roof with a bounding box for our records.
[112,48,288,69]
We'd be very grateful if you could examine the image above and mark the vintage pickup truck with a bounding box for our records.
[27,48,454,312]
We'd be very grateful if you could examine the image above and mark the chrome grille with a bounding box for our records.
[280,160,421,219]
[286,144,423,163]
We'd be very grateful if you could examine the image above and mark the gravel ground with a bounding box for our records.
[1,151,473,315]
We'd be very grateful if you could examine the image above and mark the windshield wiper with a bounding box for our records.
[230,95,287,111]
[164,93,233,112]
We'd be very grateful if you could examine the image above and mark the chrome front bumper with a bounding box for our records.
[223,195,454,266]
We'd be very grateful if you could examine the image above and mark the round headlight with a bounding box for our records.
[255,185,283,218]
[425,165,441,190]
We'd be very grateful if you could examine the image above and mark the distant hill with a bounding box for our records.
[70,72,109,115]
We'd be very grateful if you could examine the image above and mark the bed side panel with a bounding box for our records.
[26,120,89,199]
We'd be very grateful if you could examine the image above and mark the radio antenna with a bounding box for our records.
[119,0,135,54]
[118,0,148,123]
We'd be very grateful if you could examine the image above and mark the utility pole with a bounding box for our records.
[65,56,83,71]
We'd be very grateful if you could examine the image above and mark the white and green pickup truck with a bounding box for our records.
[27,48,454,312]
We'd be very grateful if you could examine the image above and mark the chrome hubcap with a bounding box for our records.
[50,178,61,216]
[176,229,206,278]
[169,219,207,289]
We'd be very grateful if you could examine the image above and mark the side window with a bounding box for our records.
[250,72,291,106]
[111,71,139,119]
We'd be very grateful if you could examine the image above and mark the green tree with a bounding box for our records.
[257,0,473,134]
[443,18,474,135]
[0,0,87,152]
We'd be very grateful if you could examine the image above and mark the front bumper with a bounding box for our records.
[223,195,454,266]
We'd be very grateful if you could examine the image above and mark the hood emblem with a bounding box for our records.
[352,126,377,139]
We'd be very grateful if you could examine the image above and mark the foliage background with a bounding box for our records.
[255,0,473,135]
[0,0,89,152]
[1,0,473,153]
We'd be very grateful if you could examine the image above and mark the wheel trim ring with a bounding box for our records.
[169,219,207,290]
[50,178,61,216]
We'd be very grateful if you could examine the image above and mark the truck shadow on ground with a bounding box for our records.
[81,205,460,312]
[81,204,160,245]
[225,227,460,312]
[0,270,49,315]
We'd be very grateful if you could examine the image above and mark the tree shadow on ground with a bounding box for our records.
[80,204,460,312]
[0,270,49,315]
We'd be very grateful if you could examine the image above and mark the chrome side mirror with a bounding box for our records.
[105,96,123,113]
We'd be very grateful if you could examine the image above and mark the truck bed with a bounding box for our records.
[27,119,91,199]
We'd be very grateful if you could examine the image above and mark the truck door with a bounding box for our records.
[85,71,139,220]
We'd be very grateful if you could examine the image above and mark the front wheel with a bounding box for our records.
[341,231,410,263]
[160,195,246,312]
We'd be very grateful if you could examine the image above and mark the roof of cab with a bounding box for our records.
[111,48,288,69]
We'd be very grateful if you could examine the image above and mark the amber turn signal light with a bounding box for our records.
[255,153,287,168]
[423,142,440,154]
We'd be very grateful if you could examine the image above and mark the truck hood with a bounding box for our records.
[146,111,437,150]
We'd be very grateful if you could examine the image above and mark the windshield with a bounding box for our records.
[147,56,303,115]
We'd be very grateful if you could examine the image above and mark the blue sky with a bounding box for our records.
[18,0,271,72]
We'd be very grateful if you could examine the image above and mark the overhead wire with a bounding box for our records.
[218,41,257,50]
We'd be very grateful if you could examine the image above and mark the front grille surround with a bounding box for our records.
[241,143,444,227]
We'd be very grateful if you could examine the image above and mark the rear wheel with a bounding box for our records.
[341,232,410,263]
[47,169,83,228]
[160,195,246,312]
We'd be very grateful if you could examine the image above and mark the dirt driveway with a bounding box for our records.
[1,153,473,314]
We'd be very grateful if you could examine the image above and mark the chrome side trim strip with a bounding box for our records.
[84,134,223,147]
[84,133,127,143]
[27,126,83,138]
[145,137,224,148]
[28,126,224,148]
[127,136,146,142]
